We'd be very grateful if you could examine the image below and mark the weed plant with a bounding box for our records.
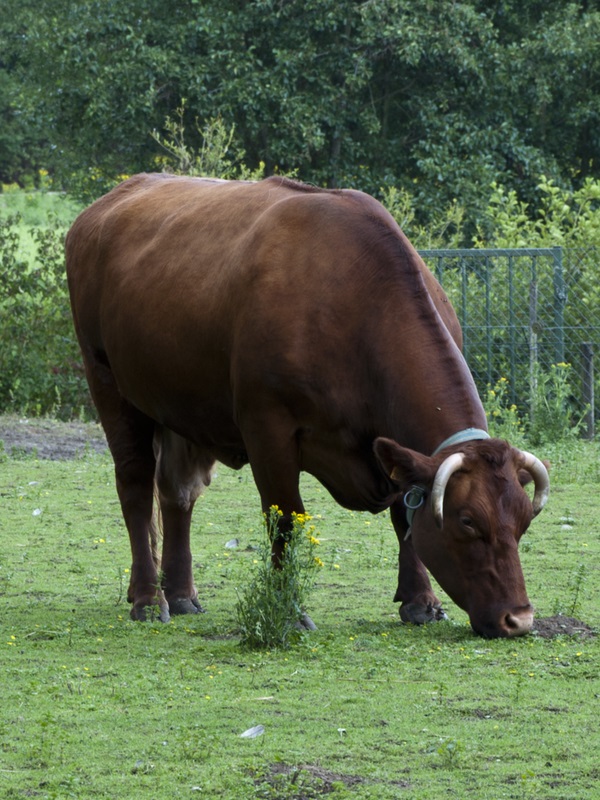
[236,507,321,649]
[528,362,588,446]
[482,375,526,445]
[483,365,588,446]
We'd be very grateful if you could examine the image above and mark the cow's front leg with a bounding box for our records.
[390,500,447,624]
[243,412,316,631]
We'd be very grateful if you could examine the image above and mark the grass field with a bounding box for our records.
[1,442,598,799]
[0,188,81,264]
[0,188,81,227]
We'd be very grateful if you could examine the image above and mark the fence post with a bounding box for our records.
[507,253,517,405]
[552,246,566,364]
[581,342,595,439]
[460,256,469,365]
[529,262,538,426]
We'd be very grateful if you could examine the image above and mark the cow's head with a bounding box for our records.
[374,438,550,638]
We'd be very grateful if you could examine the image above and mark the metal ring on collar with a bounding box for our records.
[403,486,426,510]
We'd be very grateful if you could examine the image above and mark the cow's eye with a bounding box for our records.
[459,515,475,531]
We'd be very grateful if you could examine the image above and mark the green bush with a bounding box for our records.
[482,365,586,445]
[0,211,91,419]
[528,362,588,446]
[151,106,266,182]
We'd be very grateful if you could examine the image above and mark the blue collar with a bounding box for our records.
[432,428,489,455]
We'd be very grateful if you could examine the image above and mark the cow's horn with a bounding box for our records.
[518,450,550,516]
[431,453,466,528]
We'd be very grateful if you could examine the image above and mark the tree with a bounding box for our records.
[4,0,600,231]
[0,5,48,184]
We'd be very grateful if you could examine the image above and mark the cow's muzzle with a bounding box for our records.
[471,604,534,639]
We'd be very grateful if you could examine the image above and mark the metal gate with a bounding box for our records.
[418,247,597,433]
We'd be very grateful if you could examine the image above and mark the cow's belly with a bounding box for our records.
[107,352,248,468]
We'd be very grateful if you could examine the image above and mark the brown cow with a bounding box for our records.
[65,174,549,638]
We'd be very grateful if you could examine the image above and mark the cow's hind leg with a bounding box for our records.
[154,427,215,615]
[83,355,168,621]
[390,500,447,624]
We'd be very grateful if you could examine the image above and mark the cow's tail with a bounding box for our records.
[150,484,163,571]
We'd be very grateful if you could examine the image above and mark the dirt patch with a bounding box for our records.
[253,764,368,797]
[532,615,596,639]
[253,763,411,797]
[0,414,108,460]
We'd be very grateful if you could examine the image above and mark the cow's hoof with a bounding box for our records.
[295,611,317,631]
[400,601,448,625]
[131,602,171,624]
[169,597,206,616]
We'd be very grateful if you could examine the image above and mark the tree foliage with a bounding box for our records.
[2,0,599,226]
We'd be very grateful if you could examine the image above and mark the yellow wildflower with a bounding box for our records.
[292,511,312,525]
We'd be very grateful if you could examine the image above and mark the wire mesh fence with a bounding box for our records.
[419,247,598,437]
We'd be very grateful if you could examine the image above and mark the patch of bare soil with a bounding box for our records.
[0,414,108,460]
[254,764,369,797]
[532,615,596,639]
[253,763,412,797]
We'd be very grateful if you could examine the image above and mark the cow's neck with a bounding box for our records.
[404,367,488,455]
[350,226,489,456]
[386,293,488,455]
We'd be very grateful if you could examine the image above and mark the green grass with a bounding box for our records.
[0,188,82,263]
[0,188,81,227]
[1,444,598,799]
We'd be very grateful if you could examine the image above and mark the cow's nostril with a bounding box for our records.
[504,607,534,636]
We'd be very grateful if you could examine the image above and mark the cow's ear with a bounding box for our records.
[517,470,533,488]
[374,437,437,488]
[517,459,550,488]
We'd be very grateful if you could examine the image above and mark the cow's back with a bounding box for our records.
[67,174,361,337]
[67,174,288,326]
